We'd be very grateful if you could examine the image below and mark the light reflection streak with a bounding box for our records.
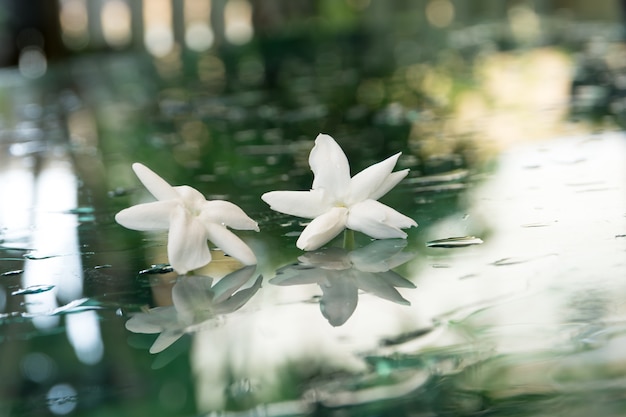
[16,153,104,365]
[0,157,35,248]
[65,311,104,365]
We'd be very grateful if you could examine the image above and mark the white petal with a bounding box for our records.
[346,199,417,239]
[132,163,178,201]
[261,189,329,219]
[348,153,402,204]
[205,223,257,265]
[200,200,259,231]
[174,185,208,208]
[310,134,351,201]
[369,169,409,201]
[115,200,176,231]
[168,206,212,274]
[296,207,348,251]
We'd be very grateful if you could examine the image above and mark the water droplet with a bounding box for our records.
[23,253,58,260]
[1,269,23,277]
[521,221,557,228]
[426,236,484,248]
[107,187,130,197]
[139,264,173,275]
[12,284,55,295]
[492,257,528,266]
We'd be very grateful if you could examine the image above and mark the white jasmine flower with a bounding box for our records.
[261,134,417,250]
[115,163,259,274]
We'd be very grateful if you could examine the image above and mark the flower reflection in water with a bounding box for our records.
[125,265,262,354]
[271,239,416,326]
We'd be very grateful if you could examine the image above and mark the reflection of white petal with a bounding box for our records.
[150,329,184,354]
[296,207,349,251]
[355,272,411,305]
[214,275,262,314]
[205,223,257,265]
[261,189,328,219]
[298,247,352,270]
[172,275,215,323]
[132,163,178,201]
[349,239,413,272]
[125,306,176,333]
[211,266,257,303]
[368,169,409,201]
[319,274,359,327]
[200,200,259,231]
[310,134,351,200]
[347,200,416,239]
[348,153,401,204]
[114,200,176,231]
[168,206,212,274]
[271,264,328,285]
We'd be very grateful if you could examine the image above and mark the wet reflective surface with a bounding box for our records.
[2,5,626,417]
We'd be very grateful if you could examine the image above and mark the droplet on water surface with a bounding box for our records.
[426,236,484,248]
[139,264,174,275]
[12,285,55,295]
[1,269,24,277]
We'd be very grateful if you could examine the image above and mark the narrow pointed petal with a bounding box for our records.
[168,206,212,274]
[214,275,263,314]
[261,189,328,219]
[348,153,402,204]
[132,163,179,201]
[125,306,174,333]
[200,200,259,231]
[150,330,184,354]
[319,274,359,327]
[211,265,257,303]
[355,272,411,305]
[310,134,351,200]
[205,223,257,265]
[296,207,348,251]
[346,200,417,240]
[115,200,176,231]
[369,169,409,200]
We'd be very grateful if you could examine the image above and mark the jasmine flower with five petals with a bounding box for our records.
[115,163,259,274]
[262,134,417,250]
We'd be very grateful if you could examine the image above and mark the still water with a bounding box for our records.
[1,6,626,417]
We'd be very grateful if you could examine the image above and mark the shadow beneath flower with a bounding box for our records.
[125,265,262,357]
[270,240,417,327]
